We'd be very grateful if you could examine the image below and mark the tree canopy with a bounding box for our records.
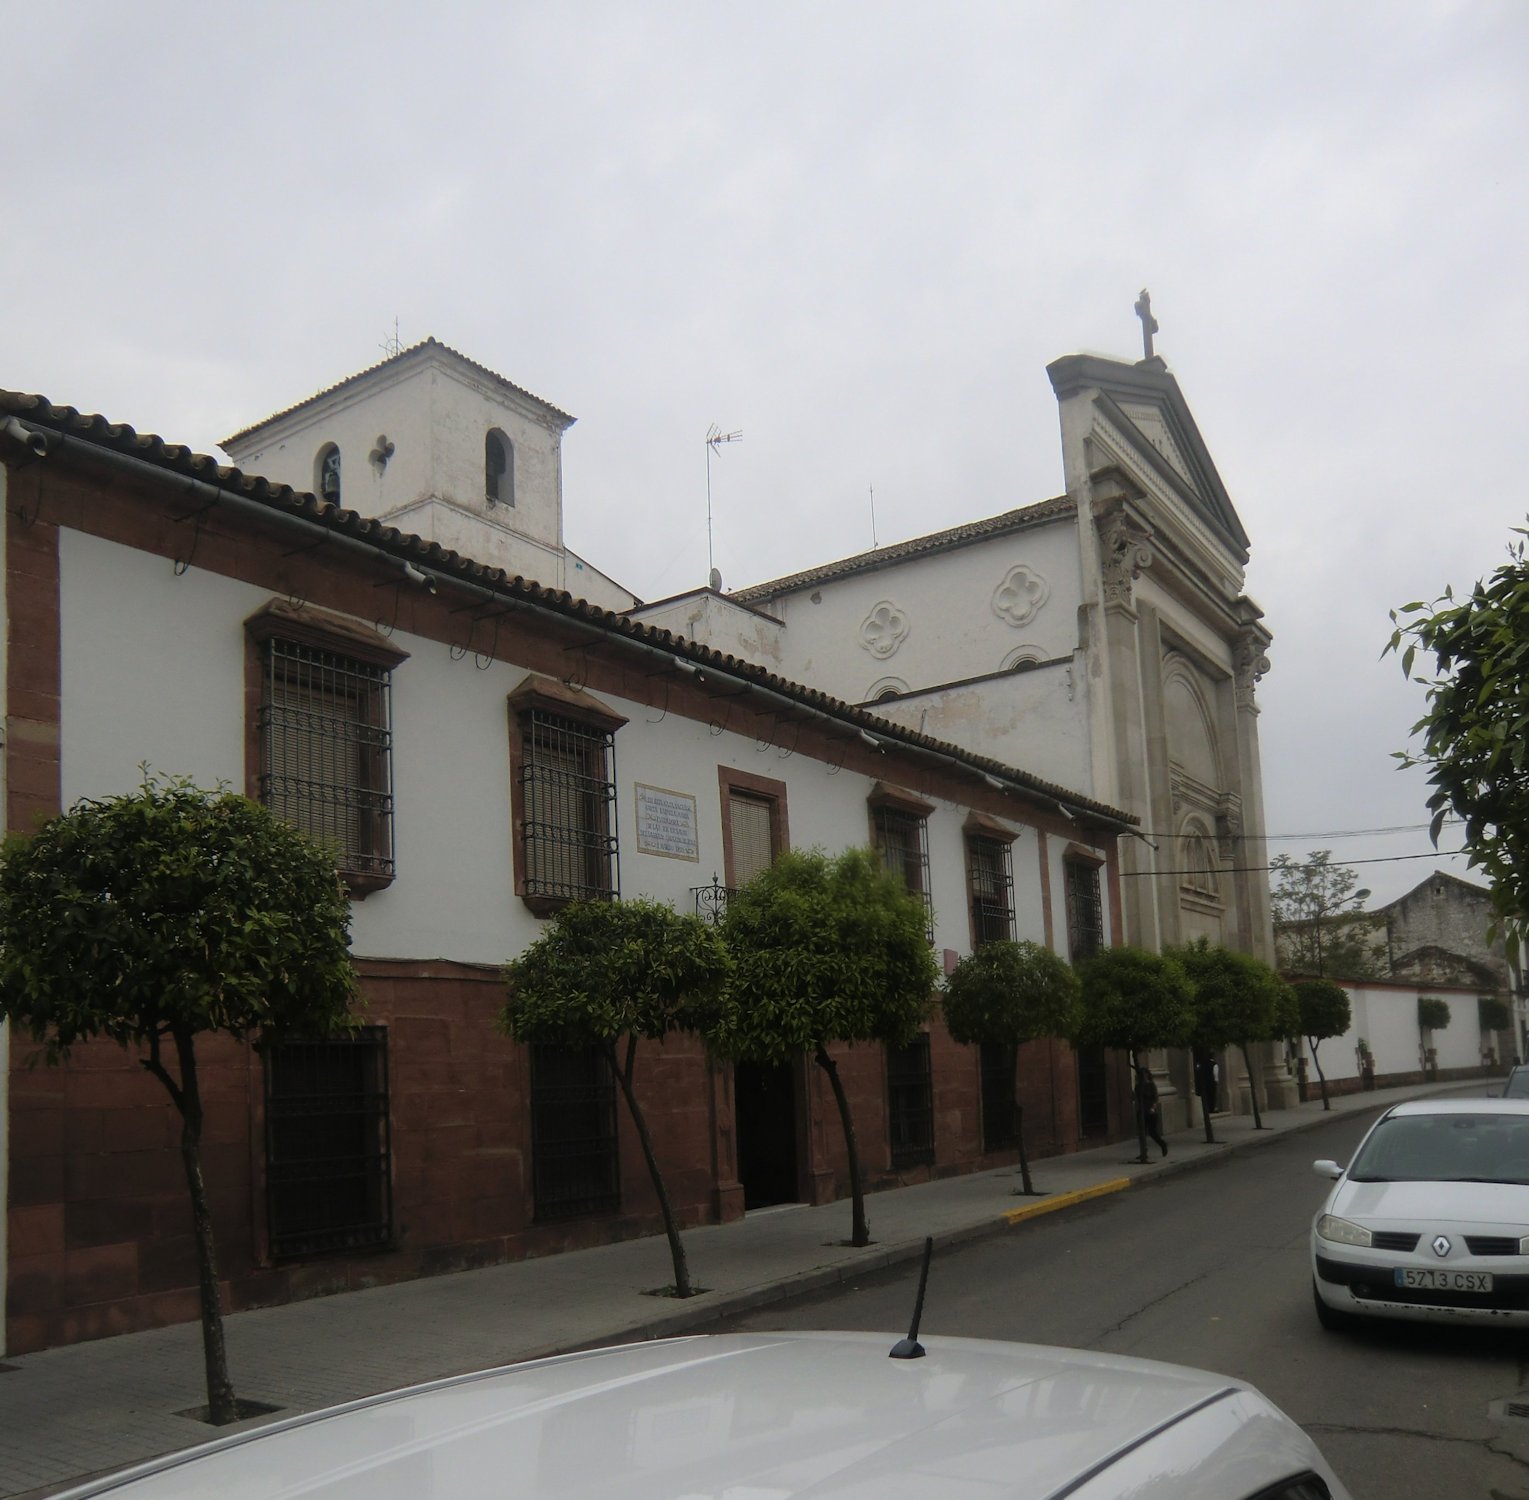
[0,777,356,1058]
[1388,538,1529,936]
[1292,976,1352,1111]
[502,897,731,1297]
[0,776,357,1425]
[1072,945,1194,1057]
[942,939,1080,1193]
[714,847,936,1062]
[716,846,939,1246]
[1169,938,1290,1134]
[942,939,1080,1050]
[1418,995,1452,1032]
[1269,851,1386,979]
[503,897,731,1049]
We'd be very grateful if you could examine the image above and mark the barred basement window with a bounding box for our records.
[520,710,619,909]
[980,1041,1019,1153]
[1065,857,1104,962]
[531,1045,620,1220]
[888,1034,934,1169]
[872,799,933,942]
[968,834,1015,946]
[265,1027,392,1260]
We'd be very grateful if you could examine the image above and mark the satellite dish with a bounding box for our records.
[708,567,723,592]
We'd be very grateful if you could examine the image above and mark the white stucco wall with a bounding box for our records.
[222,355,575,582]
[56,529,1067,970]
[631,593,788,668]
[1304,983,1493,1083]
[748,522,1083,703]
[870,661,1093,797]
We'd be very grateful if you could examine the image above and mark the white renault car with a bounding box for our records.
[1312,1096,1529,1330]
[53,1332,1349,1500]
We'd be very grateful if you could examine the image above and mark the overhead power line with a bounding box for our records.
[1119,847,1470,879]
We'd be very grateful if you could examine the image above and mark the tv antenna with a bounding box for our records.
[380,317,402,358]
[870,482,878,548]
[705,424,742,585]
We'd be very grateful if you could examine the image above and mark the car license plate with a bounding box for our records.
[1395,1268,1493,1293]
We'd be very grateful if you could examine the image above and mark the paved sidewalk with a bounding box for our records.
[0,1081,1457,1497]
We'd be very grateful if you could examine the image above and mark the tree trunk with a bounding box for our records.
[611,1039,693,1298]
[1239,1042,1265,1130]
[1129,1048,1149,1164]
[1013,1088,1036,1195]
[1309,1037,1331,1110]
[815,1044,869,1247]
[163,1026,238,1425]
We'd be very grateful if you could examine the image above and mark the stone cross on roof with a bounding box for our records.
[1134,288,1159,361]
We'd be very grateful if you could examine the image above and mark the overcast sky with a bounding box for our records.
[7,0,1527,906]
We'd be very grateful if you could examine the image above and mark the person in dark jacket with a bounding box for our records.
[1136,1064,1168,1157]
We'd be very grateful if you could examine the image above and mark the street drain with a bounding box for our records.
[1486,1398,1529,1425]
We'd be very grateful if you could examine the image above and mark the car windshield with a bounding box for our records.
[1349,1114,1529,1183]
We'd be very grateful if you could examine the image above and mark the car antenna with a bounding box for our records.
[888,1237,933,1359]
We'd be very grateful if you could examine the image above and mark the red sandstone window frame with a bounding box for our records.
[244,601,408,898]
[507,675,627,918]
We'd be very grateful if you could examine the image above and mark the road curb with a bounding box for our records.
[1003,1176,1132,1224]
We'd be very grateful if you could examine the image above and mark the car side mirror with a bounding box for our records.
[1312,1160,1344,1180]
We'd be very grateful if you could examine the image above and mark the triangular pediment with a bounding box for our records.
[1047,354,1250,561]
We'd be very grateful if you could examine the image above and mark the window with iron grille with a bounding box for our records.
[265,1027,392,1260]
[887,1034,934,1169]
[531,1045,620,1220]
[257,636,397,892]
[520,709,619,908]
[873,805,933,941]
[1065,858,1104,961]
[968,835,1015,946]
[980,1042,1019,1153]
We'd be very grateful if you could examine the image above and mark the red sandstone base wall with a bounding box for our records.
[7,963,1128,1354]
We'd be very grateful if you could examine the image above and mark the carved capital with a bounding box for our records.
[1098,513,1153,611]
[1233,628,1271,710]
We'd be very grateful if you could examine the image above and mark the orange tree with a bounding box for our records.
[942,940,1079,1195]
[501,897,731,1298]
[0,778,356,1424]
[1072,945,1193,1163]
[1293,978,1351,1110]
[712,847,938,1247]
[1170,938,1291,1135]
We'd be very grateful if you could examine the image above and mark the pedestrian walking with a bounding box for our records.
[1136,1063,1168,1157]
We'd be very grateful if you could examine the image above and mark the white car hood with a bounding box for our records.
[1332,1177,1529,1226]
[60,1334,1247,1500]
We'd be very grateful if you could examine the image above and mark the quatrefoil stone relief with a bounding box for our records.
[858,600,911,659]
[991,564,1050,627]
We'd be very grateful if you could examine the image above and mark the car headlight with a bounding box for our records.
[1316,1214,1373,1248]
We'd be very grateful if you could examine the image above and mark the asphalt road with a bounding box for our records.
[714,1105,1529,1500]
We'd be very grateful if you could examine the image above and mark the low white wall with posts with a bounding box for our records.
[1300,980,1502,1089]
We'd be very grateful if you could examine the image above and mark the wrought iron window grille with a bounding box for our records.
[258,637,395,884]
[968,836,1016,946]
[888,1034,935,1170]
[980,1041,1020,1153]
[520,709,619,906]
[1065,859,1104,961]
[265,1027,393,1260]
[531,1045,620,1221]
[874,806,934,943]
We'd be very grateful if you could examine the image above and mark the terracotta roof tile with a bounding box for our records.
[731,495,1073,602]
[1,390,1130,828]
